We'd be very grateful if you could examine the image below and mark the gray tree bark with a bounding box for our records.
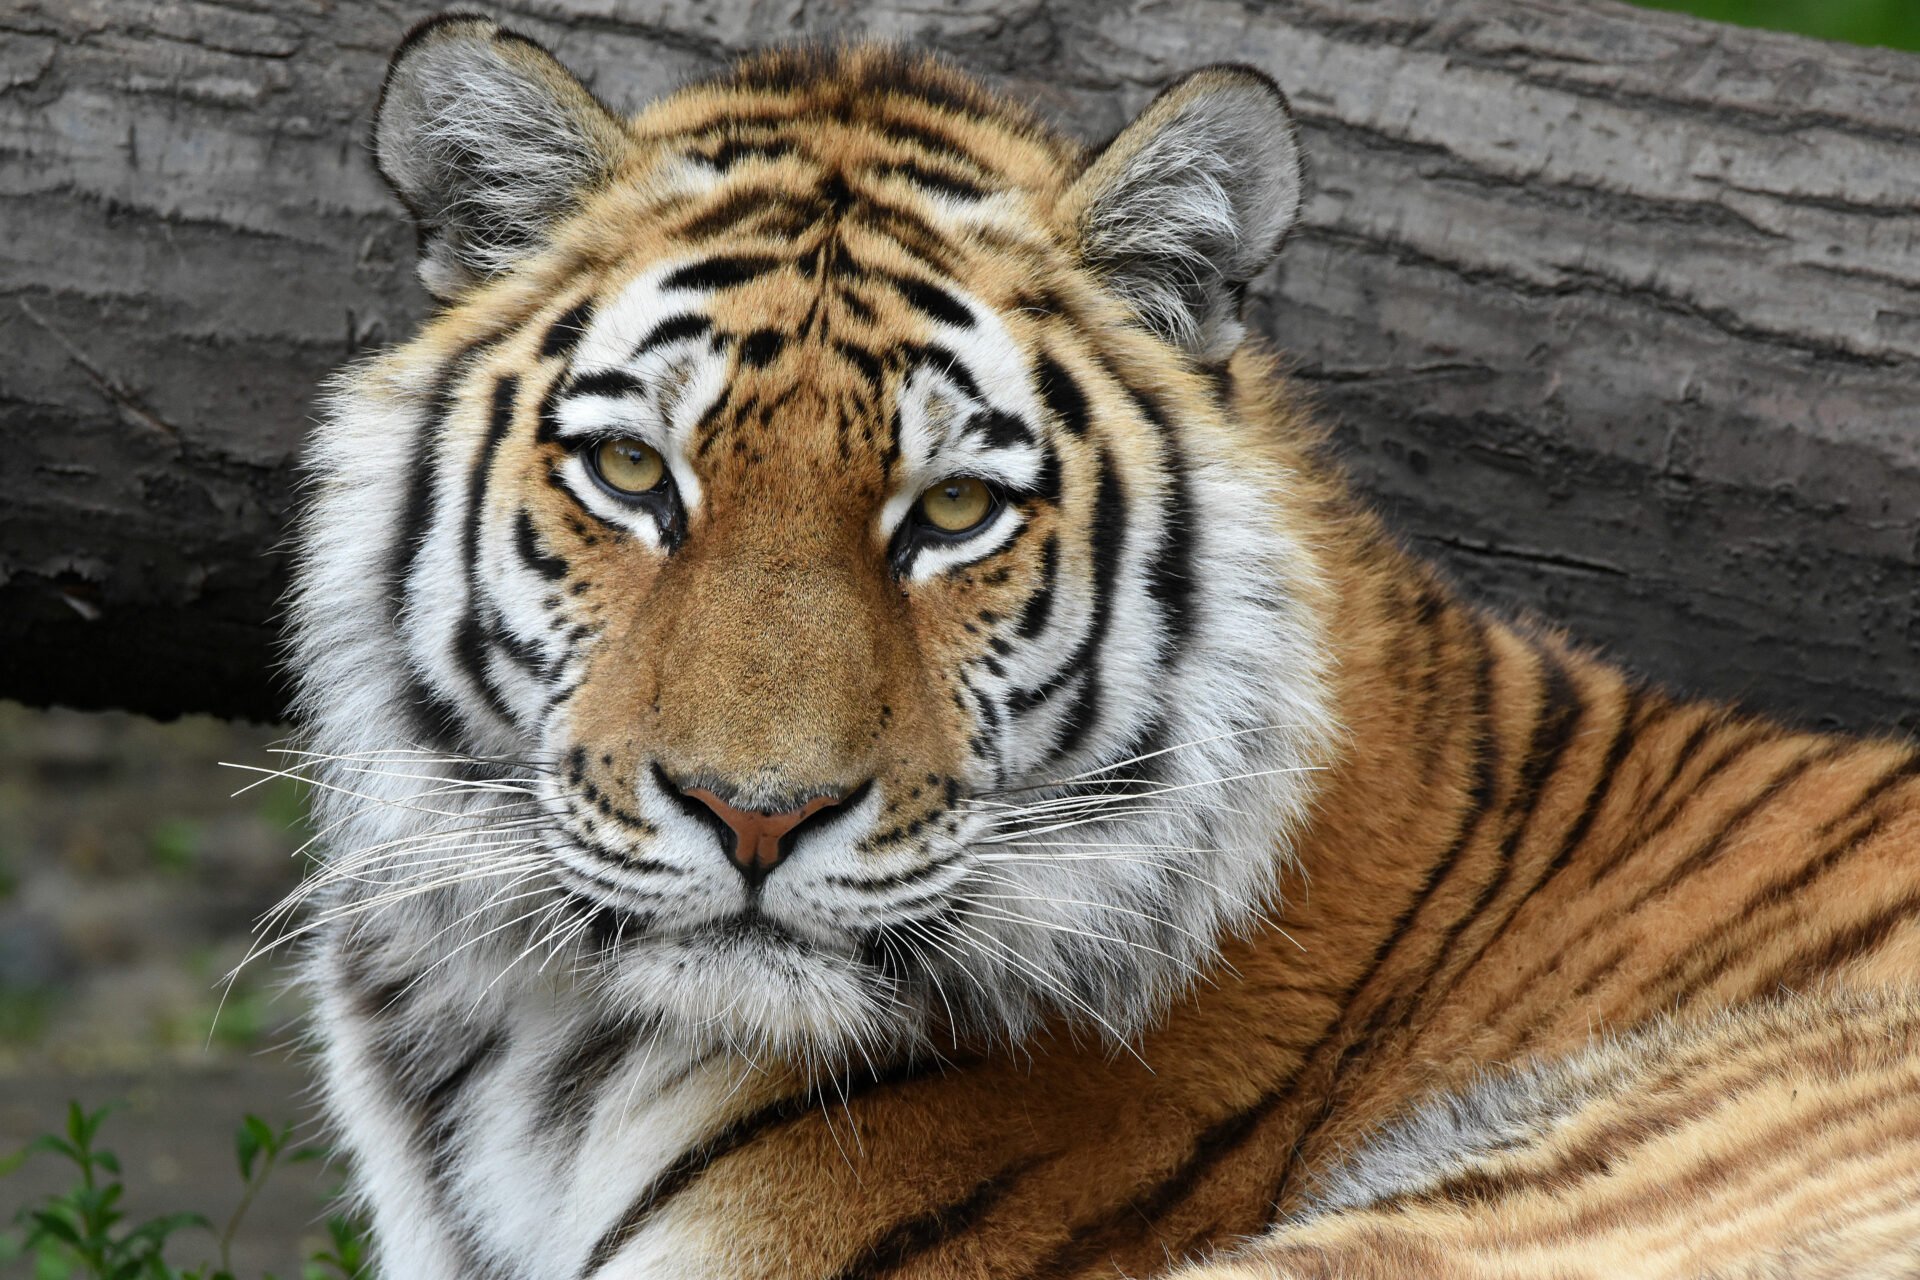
[2,0,1916,732]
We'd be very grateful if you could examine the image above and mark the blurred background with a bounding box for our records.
[1,0,1914,1275]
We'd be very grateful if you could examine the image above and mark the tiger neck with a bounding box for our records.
[1221,348,1525,900]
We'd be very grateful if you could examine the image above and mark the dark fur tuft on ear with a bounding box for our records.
[1066,66,1308,359]
[374,13,631,299]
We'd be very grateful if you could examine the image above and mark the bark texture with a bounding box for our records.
[2,0,1916,731]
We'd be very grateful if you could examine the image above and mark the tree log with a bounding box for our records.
[2,0,1916,732]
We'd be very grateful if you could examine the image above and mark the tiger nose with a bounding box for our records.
[664,775,855,885]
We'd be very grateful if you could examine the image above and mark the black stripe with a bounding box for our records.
[1639,805,1890,1007]
[450,618,515,726]
[1126,386,1197,652]
[820,172,856,216]
[536,381,565,446]
[513,509,568,581]
[634,314,712,356]
[968,410,1032,450]
[396,677,468,750]
[1626,739,1849,910]
[697,136,799,170]
[1463,684,1643,1025]
[1020,1094,1277,1280]
[890,273,973,328]
[1485,703,1734,1025]
[690,384,738,461]
[662,255,781,293]
[1757,888,1920,993]
[338,945,420,1025]
[1411,643,1585,1014]
[881,407,903,482]
[677,186,815,241]
[581,1056,960,1276]
[867,158,987,200]
[387,337,498,614]
[869,116,980,168]
[1335,617,1502,1018]
[739,329,785,368]
[417,1031,505,1181]
[411,1031,509,1279]
[903,342,982,401]
[851,215,958,280]
[484,611,546,678]
[540,300,594,360]
[1577,713,1753,888]
[1809,750,1920,841]
[567,369,648,401]
[1036,354,1090,435]
[1540,686,1643,878]
[829,1156,1042,1280]
[1015,537,1058,640]
[1632,720,1771,849]
[1046,450,1126,758]
[538,1013,657,1137]
[1643,712,1724,816]
[835,340,885,399]
[837,286,877,323]
[449,376,523,727]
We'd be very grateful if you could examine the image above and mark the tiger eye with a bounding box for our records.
[918,476,994,534]
[593,438,665,495]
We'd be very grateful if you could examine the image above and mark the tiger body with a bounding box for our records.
[286,20,1920,1280]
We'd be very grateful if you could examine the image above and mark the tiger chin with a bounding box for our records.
[282,15,1920,1280]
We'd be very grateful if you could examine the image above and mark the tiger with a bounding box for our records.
[279,14,1920,1280]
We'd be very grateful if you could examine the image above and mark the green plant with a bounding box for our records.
[1,1103,370,1280]
[1629,0,1920,52]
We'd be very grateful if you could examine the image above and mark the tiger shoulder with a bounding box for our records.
[278,16,1920,1279]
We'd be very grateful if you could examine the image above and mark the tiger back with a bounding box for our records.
[282,17,1920,1279]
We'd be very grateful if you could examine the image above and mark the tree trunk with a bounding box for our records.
[2,0,1916,732]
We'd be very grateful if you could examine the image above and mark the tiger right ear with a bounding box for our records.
[374,13,632,300]
[1064,66,1307,360]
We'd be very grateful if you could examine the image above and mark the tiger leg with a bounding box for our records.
[1173,992,1920,1280]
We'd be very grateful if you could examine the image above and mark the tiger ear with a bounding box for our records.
[1064,66,1307,360]
[374,13,632,300]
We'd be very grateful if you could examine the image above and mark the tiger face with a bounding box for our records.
[292,21,1336,1062]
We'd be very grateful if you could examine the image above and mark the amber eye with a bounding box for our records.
[917,476,996,534]
[592,437,666,495]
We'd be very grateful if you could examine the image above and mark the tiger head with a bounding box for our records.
[291,18,1336,1063]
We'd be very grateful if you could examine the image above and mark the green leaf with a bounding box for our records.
[0,1134,78,1177]
[235,1129,262,1183]
[122,1211,210,1248]
[68,1099,120,1150]
[22,1208,82,1248]
[237,1114,285,1181]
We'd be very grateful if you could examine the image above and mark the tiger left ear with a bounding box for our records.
[374,13,633,300]
[1064,66,1307,360]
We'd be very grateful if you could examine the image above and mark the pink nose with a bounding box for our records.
[675,784,848,882]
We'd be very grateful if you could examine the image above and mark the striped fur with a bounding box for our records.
[280,20,1920,1280]
[1210,995,1920,1279]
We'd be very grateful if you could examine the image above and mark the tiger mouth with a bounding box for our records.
[556,884,833,959]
